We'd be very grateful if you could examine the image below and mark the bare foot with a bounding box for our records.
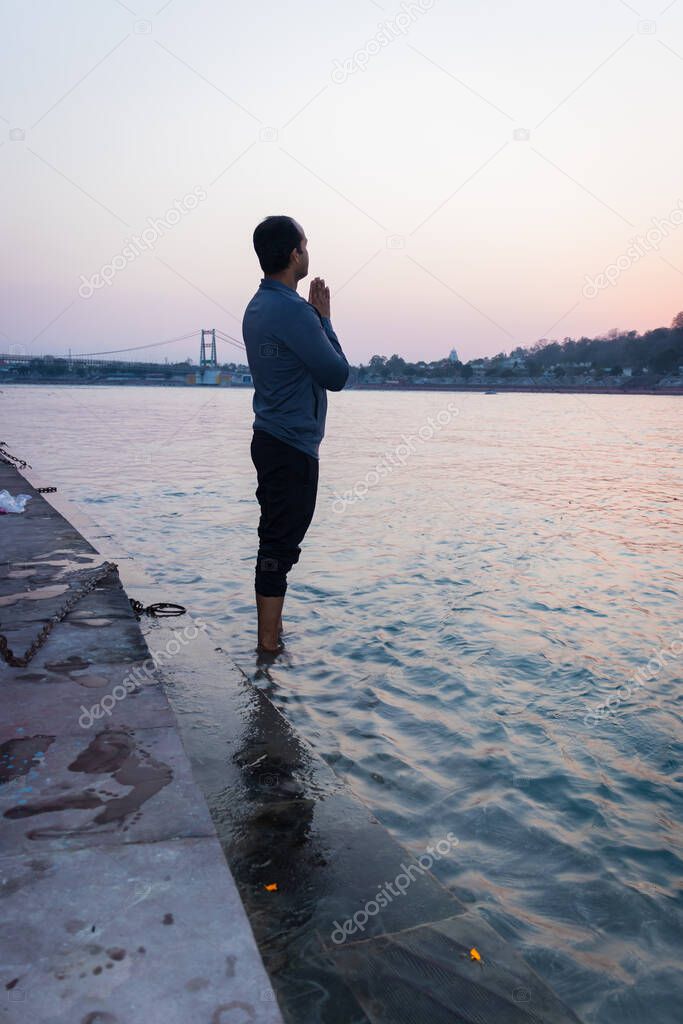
[257,614,284,654]
[256,643,284,668]
[257,636,284,655]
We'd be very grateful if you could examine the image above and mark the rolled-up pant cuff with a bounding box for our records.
[255,553,293,598]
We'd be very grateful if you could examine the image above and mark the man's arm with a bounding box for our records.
[284,302,349,392]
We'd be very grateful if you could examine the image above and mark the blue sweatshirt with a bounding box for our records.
[242,278,350,459]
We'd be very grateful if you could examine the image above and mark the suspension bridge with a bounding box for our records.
[0,329,252,386]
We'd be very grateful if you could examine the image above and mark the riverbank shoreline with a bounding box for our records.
[2,379,681,395]
[353,383,683,395]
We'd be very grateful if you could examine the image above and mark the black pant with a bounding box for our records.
[250,428,319,597]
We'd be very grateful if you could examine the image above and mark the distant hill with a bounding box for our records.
[357,313,683,385]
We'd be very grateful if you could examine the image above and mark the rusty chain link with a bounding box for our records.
[0,441,31,471]
[0,443,55,490]
[0,561,119,668]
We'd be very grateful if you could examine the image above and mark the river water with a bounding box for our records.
[3,385,682,1023]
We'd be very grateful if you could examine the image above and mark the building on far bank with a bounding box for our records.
[448,348,460,363]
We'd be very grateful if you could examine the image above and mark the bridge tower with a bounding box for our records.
[198,329,220,385]
[199,329,217,368]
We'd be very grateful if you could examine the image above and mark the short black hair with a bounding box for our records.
[252,216,304,274]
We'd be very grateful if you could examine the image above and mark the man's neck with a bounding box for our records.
[265,272,298,292]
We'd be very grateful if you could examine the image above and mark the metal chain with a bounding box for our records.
[0,561,119,668]
[129,598,186,617]
[0,443,54,488]
[1,447,182,658]
[0,441,31,471]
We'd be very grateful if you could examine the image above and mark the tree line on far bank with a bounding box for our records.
[357,312,683,382]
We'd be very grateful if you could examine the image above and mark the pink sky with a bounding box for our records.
[1,0,682,365]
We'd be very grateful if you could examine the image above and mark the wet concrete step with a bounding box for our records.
[0,462,284,1023]
[142,609,584,1024]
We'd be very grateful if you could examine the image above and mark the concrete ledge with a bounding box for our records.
[0,461,284,1024]
[1,839,280,1024]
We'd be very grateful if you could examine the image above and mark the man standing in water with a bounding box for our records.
[243,216,349,653]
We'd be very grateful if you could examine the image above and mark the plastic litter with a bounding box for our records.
[0,490,32,514]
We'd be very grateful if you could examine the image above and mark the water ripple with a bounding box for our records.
[5,386,683,1024]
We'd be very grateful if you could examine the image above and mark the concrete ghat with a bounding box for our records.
[0,459,585,1024]
[0,462,284,1024]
